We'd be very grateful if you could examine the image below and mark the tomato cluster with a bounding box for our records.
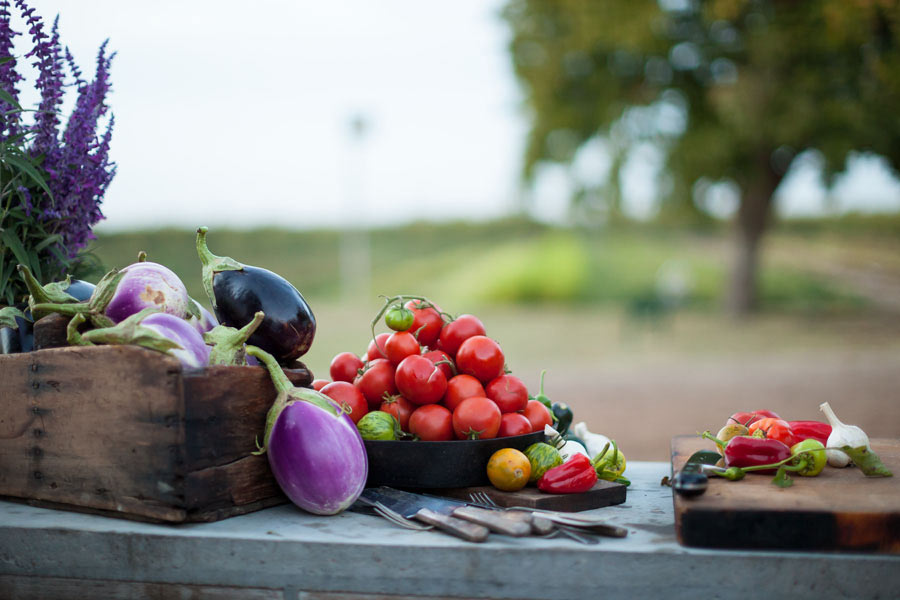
[314,298,553,441]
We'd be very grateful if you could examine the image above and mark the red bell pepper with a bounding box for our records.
[723,436,792,474]
[537,453,598,494]
[787,420,831,445]
[747,417,795,447]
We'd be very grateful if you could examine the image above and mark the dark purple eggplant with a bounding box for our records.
[0,305,32,354]
[63,279,97,302]
[196,227,315,364]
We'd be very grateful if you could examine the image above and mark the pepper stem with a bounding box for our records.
[196,226,243,310]
[701,430,728,450]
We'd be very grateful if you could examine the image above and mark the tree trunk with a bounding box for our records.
[727,154,783,316]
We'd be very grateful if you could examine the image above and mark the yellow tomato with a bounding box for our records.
[486,448,531,492]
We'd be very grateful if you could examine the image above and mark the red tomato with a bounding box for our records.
[422,349,454,380]
[380,394,415,431]
[485,374,529,414]
[311,379,329,391]
[443,374,485,412]
[366,332,391,361]
[497,412,533,438]
[409,404,454,441]
[384,331,421,365]
[354,358,397,408]
[329,351,364,383]
[455,335,505,384]
[452,396,502,440]
[437,314,486,358]
[523,399,553,432]
[320,381,368,424]
[404,299,443,348]
[394,354,448,405]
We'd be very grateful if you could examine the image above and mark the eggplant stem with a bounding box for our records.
[246,345,293,395]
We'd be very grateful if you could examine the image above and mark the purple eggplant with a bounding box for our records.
[196,227,315,364]
[141,312,211,368]
[187,298,219,335]
[247,345,367,515]
[68,309,210,369]
[105,261,190,323]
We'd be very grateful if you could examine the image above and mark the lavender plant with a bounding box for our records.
[0,0,115,307]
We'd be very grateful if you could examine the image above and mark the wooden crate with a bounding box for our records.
[0,344,312,523]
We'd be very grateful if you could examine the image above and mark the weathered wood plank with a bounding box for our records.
[182,364,311,471]
[0,345,186,521]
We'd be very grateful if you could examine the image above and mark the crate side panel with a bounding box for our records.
[0,346,186,520]
[182,365,312,471]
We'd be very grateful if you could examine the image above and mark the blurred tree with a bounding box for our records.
[502,0,900,314]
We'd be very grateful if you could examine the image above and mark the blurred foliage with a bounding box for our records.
[501,0,900,313]
[86,219,871,314]
[502,0,900,212]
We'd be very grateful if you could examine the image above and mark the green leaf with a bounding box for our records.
[840,446,893,477]
[685,450,722,466]
[0,305,26,328]
[0,56,13,65]
[33,233,62,253]
[0,88,20,110]
[0,228,32,273]
[2,153,53,201]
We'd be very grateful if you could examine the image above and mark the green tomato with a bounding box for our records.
[384,305,414,332]
[790,438,827,477]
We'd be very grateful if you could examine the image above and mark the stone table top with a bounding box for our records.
[1,461,898,600]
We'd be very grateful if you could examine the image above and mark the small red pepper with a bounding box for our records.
[747,417,795,447]
[537,453,598,494]
[787,420,831,445]
[723,436,792,474]
[727,409,781,427]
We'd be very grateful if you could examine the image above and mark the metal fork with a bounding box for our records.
[371,501,434,531]
[467,492,609,526]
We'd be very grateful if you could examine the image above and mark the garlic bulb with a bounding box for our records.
[819,402,870,468]
[572,421,612,458]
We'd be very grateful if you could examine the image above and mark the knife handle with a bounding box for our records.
[414,508,490,542]
[530,515,556,536]
[451,506,532,537]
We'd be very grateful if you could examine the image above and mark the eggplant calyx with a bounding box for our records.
[0,306,27,329]
[205,311,265,366]
[196,226,243,310]
[247,344,344,455]
[79,307,183,354]
[17,265,78,308]
[66,313,92,346]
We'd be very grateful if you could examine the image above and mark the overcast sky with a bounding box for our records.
[14,1,900,232]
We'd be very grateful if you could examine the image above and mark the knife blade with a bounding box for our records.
[671,449,720,497]
[362,487,532,537]
[360,488,490,542]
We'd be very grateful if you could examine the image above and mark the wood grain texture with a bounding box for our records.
[671,435,900,552]
[439,480,627,512]
[0,345,312,523]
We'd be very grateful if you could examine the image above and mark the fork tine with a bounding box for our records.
[373,502,433,531]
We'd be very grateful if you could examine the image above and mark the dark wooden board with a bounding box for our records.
[671,435,900,553]
[439,480,627,512]
[0,345,310,523]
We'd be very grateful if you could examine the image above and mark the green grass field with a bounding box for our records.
[83,218,900,459]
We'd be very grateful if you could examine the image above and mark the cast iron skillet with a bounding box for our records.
[364,431,545,489]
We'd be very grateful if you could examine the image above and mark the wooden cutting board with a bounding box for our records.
[671,435,900,553]
[438,480,626,512]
